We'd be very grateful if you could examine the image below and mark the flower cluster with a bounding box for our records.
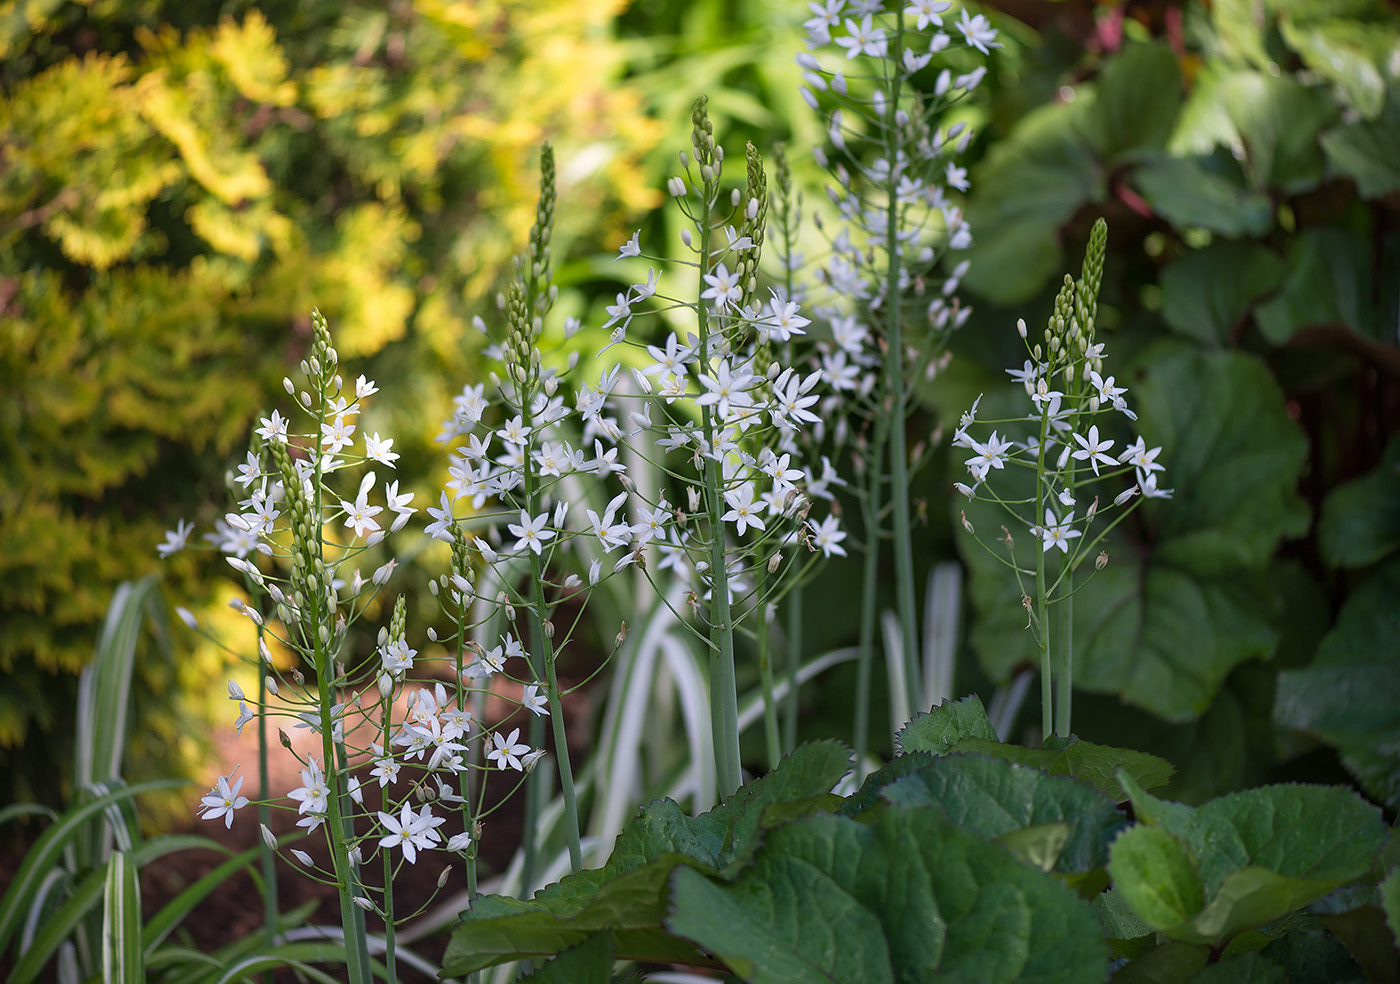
[168,306,567,921]
[952,219,1170,574]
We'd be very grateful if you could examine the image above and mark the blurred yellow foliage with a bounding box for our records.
[0,0,664,804]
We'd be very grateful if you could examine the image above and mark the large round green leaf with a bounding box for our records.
[666,806,1107,984]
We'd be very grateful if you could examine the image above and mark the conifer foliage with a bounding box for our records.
[0,0,658,802]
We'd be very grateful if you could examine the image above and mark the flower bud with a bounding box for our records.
[667,177,686,196]
[353,896,374,912]
[260,823,277,850]
[266,675,279,696]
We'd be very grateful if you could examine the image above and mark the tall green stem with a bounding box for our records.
[853,427,887,774]
[880,14,921,709]
[694,168,742,799]
[520,370,582,873]
[255,624,277,984]
[757,566,781,768]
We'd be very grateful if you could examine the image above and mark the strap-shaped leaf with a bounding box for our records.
[0,778,185,960]
[102,851,143,984]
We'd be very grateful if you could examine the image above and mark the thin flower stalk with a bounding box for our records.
[954,219,1171,739]
[797,0,994,763]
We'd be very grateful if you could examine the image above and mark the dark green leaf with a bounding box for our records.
[1275,557,1400,809]
[1109,826,1207,930]
[1131,157,1273,236]
[1382,869,1400,949]
[1188,951,1287,983]
[963,99,1104,303]
[895,695,998,756]
[1317,906,1400,984]
[1095,887,1154,944]
[1110,941,1208,984]
[666,807,1107,984]
[668,862,896,984]
[1318,436,1400,567]
[516,932,615,984]
[879,753,1127,874]
[1159,242,1286,346]
[443,742,851,975]
[1323,120,1400,197]
[949,737,1175,799]
[1090,44,1183,161]
[1255,227,1377,343]
[838,752,937,818]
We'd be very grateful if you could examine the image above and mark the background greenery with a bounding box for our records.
[2,0,1396,827]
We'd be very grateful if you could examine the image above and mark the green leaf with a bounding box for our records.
[1255,227,1377,343]
[1382,868,1400,949]
[0,777,186,960]
[1109,826,1207,931]
[895,695,998,756]
[947,737,1174,800]
[5,833,220,984]
[1095,887,1154,944]
[668,862,896,984]
[1318,435,1400,567]
[1317,905,1400,984]
[1136,348,1310,573]
[516,932,615,984]
[998,823,1074,874]
[1115,776,1386,945]
[666,807,1107,984]
[963,98,1105,304]
[1274,556,1400,809]
[878,754,1127,874]
[838,752,937,818]
[1280,10,1399,119]
[1217,70,1338,191]
[1131,156,1273,237]
[1110,941,1209,983]
[77,575,167,790]
[1188,951,1287,983]
[443,742,851,976]
[1160,242,1286,346]
[102,851,144,984]
[1323,119,1400,197]
[1089,43,1183,161]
